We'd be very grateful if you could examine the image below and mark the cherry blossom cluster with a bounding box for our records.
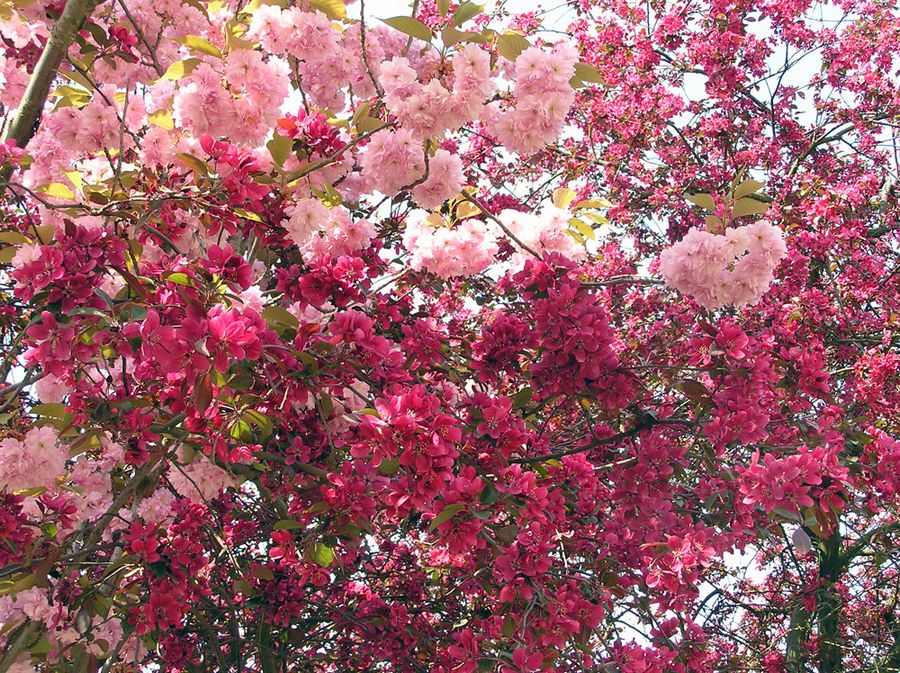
[658,220,787,309]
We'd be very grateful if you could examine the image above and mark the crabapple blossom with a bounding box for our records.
[0,0,898,671]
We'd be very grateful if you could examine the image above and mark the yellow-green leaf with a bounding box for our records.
[51,84,90,108]
[732,197,770,217]
[437,0,450,15]
[244,0,288,12]
[14,487,48,498]
[223,19,254,50]
[552,187,577,209]
[575,198,613,209]
[0,232,30,245]
[0,573,37,597]
[355,116,384,133]
[147,109,174,130]
[273,519,303,531]
[61,169,83,192]
[312,543,335,567]
[734,179,765,199]
[453,1,484,26]
[381,16,432,42]
[497,31,530,61]
[705,215,724,233]
[569,217,596,240]
[307,0,346,20]
[686,193,716,211]
[453,200,481,220]
[573,61,604,84]
[267,133,293,167]
[351,101,373,126]
[262,306,299,331]
[38,183,75,201]
[31,403,68,418]
[160,58,200,81]
[441,26,470,47]
[176,34,223,58]
[234,207,263,222]
[166,272,193,286]
[175,152,209,175]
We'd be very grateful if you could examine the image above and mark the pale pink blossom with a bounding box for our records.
[0,426,68,492]
[659,221,787,309]
[402,210,498,278]
[411,150,464,209]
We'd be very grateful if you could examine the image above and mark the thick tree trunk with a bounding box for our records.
[818,528,844,673]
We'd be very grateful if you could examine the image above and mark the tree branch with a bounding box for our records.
[1,0,101,188]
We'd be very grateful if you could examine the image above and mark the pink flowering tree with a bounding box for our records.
[1,0,899,671]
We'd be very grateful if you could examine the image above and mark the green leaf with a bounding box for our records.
[441,25,468,47]
[686,193,716,211]
[478,482,500,505]
[176,152,209,175]
[0,573,37,596]
[453,1,483,26]
[262,306,299,331]
[233,580,254,596]
[378,458,400,475]
[437,0,450,15]
[497,31,530,61]
[234,207,263,222]
[428,503,466,532]
[512,386,533,408]
[273,519,303,530]
[734,179,765,199]
[260,647,277,673]
[175,34,223,58]
[160,58,200,81]
[732,197,770,217]
[66,307,107,318]
[166,272,193,286]
[495,523,518,543]
[381,16,432,42]
[267,133,294,167]
[0,231,29,245]
[28,638,53,655]
[251,565,275,581]
[31,403,68,418]
[313,543,335,567]
[355,116,384,133]
[771,507,800,523]
[243,409,273,440]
